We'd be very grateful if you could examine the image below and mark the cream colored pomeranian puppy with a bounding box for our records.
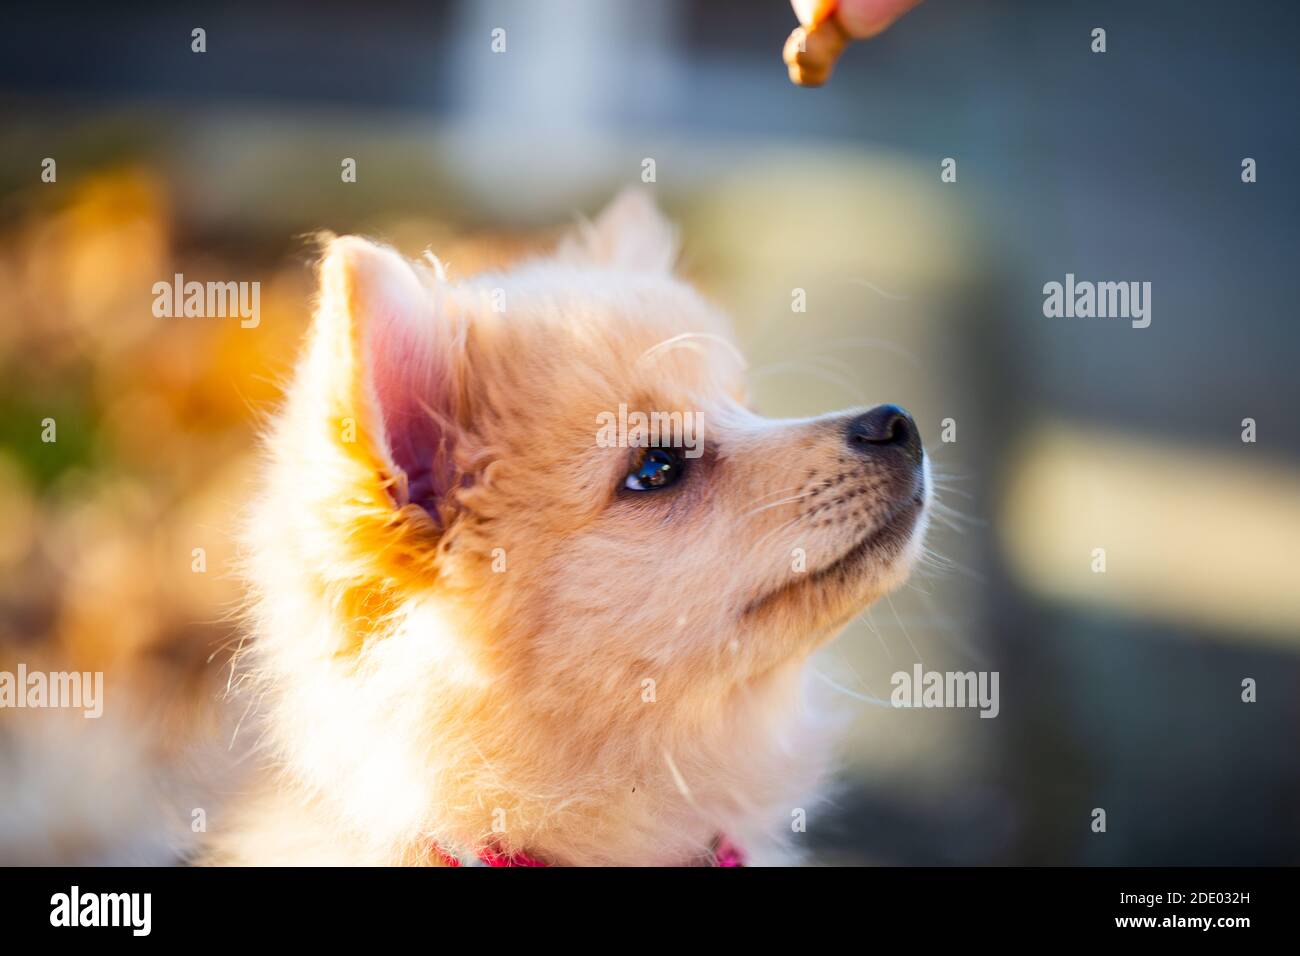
[209,190,930,866]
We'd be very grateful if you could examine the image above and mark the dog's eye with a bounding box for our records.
[624,448,683,491]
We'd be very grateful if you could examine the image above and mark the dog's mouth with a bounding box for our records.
[741,487,926,619]
[810,492,925,580]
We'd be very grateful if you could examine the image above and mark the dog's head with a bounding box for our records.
[246,190,929,862]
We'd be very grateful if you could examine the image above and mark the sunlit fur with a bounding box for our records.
[208,190,930,865]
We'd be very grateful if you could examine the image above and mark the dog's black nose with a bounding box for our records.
[846,404,923,466]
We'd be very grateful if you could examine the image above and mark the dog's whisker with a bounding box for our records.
[809,666,893,708]
[228,696,259,752]
[930,498,984,525]
[662,750,701,813]
[743,491,815,518]
[932,514,983,536]
[738,483,807,510]
[919,545,956,567]
[930,514,963,534]
[885,593,922,664]
[792,335,924,371]
[918,547,986,584]
[930,484,976,501]
[855,608,892,659]
[752,511,809,552]
[747,360,868,404]
[638,332,748,371]
[913,588,988,666]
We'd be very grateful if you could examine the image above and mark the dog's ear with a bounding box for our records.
[560,187,678,273]
[307,236,462,521]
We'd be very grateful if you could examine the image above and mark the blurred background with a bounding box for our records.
[0,0,1297,864]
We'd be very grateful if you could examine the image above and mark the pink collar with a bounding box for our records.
[433,835,746,867]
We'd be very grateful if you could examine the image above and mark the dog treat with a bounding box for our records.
[784,8,850,87]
